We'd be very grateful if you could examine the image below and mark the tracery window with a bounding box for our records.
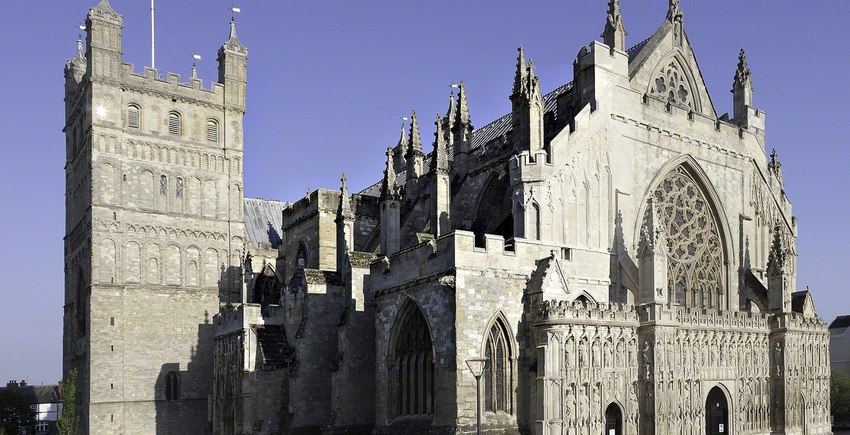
[389,301,434,418]
[483,317,513,413]
[651,61,692,109]
[652,166,724,308]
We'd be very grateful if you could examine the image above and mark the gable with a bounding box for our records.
[628,21,717,118]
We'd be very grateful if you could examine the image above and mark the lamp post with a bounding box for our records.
[466,357,488,435]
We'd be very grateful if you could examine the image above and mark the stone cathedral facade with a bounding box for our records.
[63,1,832,434]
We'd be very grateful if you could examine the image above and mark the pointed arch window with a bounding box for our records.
[127,104,141,129]
[168,111,182,136]
[206,119,219,142]
[388,300,434,418]
[484,317,513,413]
[651,165,725,308]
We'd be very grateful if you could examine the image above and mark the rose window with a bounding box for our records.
[652,166,724,308]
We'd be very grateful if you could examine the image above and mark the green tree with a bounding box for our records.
[0,386,35,435]
[833,370,850,421]
[57,369,79,435]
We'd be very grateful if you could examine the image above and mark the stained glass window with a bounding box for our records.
[652,166,724,308]
[160,175,168,196]
[484,318,513,413]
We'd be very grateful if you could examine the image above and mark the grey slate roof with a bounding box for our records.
[830,315,850,334]
[244,198,289,248]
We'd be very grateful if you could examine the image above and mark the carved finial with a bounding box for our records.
[337,173,353,220]
[381,147,398,201]
[408,110,422,153]
[430,114,449,174]
[733,48,752,90]
[638,198,666,257]
[667,0,683,23]
[455,81,471,128]
[767,224,786,275]
[397,119,408,148]
[768,148,783,185]
[512,47,527,97]
[602,0,627,50]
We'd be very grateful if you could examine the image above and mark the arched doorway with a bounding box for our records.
[705,386,729,435]
[605,403,623,435]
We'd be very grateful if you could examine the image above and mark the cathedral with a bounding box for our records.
[63,0,832,434]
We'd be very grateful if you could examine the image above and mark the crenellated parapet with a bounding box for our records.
[536,299,638,325]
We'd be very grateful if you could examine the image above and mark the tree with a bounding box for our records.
[0,387,35,435]
[833,370,850,423]
[57,369,79,435]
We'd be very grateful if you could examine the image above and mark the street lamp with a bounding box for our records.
[466,357,488,435]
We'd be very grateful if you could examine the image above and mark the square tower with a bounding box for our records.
[62,1,247,432]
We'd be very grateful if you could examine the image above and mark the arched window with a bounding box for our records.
[388,300,434,418]
[651,165,725,308]
[175,178,184,198]
[168,111,182,136]
[127,104,141,129]
[483,317,513,413]
[165,371,181,401]
[206,119,219,142]
[160,175,168,196]
[296,242,308,269]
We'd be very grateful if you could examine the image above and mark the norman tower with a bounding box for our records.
[62,1,247,432]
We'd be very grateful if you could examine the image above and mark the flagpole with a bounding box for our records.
[151,0,155,69]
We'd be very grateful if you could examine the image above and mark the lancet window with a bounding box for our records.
[388,300,434,418]
[652,166,724,308]
[483,317,513,413]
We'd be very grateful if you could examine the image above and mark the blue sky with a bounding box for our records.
[0,1,847,384]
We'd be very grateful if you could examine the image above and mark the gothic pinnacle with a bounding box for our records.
[381,147,397,201]
[512,47,527,97]
[667,0,683,23]
[397,120,408,149]
[733,48,752,91]
[455,81,471,129]
[408,110,422,154]
[602,0,626,50]
[337,173,354,219]
[767,224,786,273]
[430,114,449,173]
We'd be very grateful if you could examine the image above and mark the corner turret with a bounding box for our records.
[510,47,545,157]
[85,0,123,79]
[217,19,248,111]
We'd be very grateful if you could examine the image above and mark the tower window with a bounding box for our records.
[176,178,184,197]
[165,371,181,401]
[127,104,141,129]
[160,175,168,195]
[168,112,182,136]
[206,119,219,142]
